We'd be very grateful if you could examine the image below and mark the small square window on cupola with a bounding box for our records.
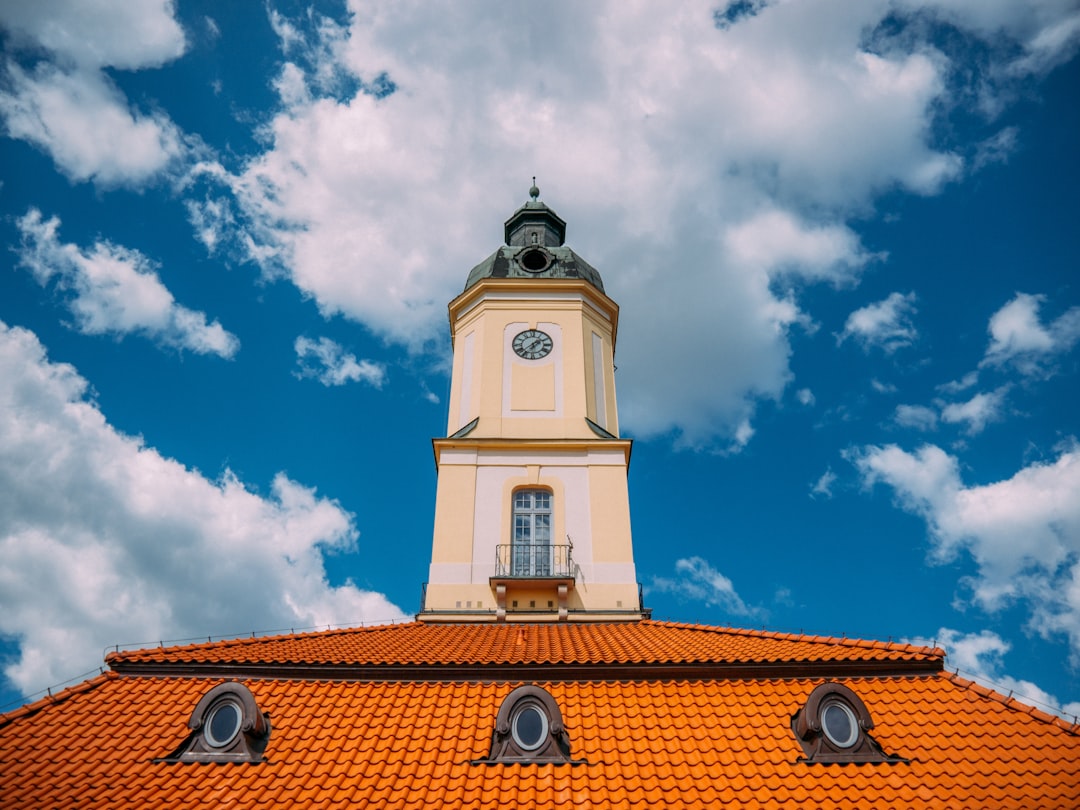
[155,681,271,764]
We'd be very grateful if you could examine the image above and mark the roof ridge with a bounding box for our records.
[644,620,944,659]
[0,671,115,728]
[107,620,421,663]
[944,671,1080,736]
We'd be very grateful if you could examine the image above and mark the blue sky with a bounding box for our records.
[1,1,1078,716]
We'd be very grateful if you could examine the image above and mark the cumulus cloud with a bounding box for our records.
[0,0,189,187]
[175,1,1080,448]
[895,387,1009,435]
[649,556,760,618]
[194,0,980,448]
[837,292,919,353]
[939,386,1010,435]
[0,63,187,187]
[937,370,980,395]
[295,336,386,387]
[906,627,1080,718]
[850,441,1080,660]
[16,209,239,358]
[0,0,186,69]
[981,292,1080,377]
[895,404,939,431]
[915,0,1080,77]
[0,322,407,695]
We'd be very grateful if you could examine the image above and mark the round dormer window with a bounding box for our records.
[204,700,243,748]
[511,703,549,751]
[821,700,858,748]
[518,248,551,273]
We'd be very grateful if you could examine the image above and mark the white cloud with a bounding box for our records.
[851,441,1080,660]
[295,336,386,387]
[888,1,1080,78]
[0,322,408,694]
[649,556,760,618]
[16,209,239,358]
[895,404,939,431]
[204,0,965,448]
[837,292,919,353]
[0,0,186,69]
[184,193,236,254]
[0,1,191,188]
[939,386,1010,435]
[937,370,980,395]
[724,209,877,286]
[187,1,1080,448]
[796,388,815,406]
[981,292,1080,377]
[0,63,187,187]
[971,126,1019,170]
[907,627,1080,718]
[810,469,838,499]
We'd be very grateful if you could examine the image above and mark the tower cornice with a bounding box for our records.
[448,278,619,348]
[431,436,633,468]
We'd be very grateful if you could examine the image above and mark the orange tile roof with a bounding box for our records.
[2,667,1079,808]
[106,620,943,671]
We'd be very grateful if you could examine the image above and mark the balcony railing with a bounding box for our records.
[495,543,573,578]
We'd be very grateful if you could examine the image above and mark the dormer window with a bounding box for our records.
[791,682,906,764]
[820,699,858,748]
[156,682,271,764]
[204,699,243,748]
[474,685,584,764]
[511,701,549,751]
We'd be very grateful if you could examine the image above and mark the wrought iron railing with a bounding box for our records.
[495,544,573,578]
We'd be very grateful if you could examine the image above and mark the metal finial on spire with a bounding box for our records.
[529,177,540,201]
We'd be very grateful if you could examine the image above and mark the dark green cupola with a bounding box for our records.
[464,182,605,292]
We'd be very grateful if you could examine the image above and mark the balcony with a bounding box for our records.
[494,543,574,578]
[492,543,575,620]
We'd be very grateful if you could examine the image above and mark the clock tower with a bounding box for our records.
[420,185,645,622]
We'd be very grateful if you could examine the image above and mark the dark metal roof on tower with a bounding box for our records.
[464,182,605,292]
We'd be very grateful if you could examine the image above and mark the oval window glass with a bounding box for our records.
[512,704,548,751]
[821,701,858,748]
[205,701,242,748]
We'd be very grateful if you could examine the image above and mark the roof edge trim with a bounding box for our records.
[106,658,944,682]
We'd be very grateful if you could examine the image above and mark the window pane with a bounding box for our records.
[822,703,857,748]
[534,514,550,542]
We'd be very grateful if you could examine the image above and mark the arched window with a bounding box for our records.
[512,489,552,576]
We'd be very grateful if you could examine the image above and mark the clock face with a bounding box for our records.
[512,329,553,360]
